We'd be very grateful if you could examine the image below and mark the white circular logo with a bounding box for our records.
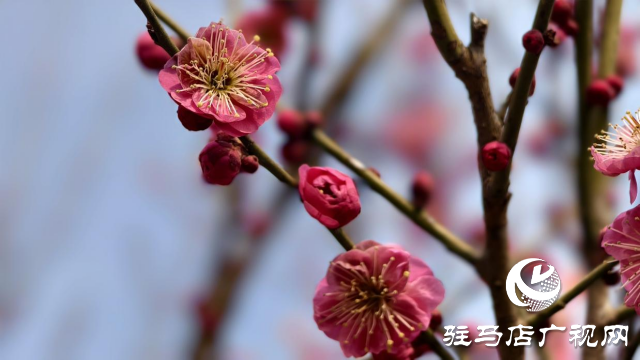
[506,258,561,312]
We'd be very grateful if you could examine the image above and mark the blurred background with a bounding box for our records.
[0,0,639,359]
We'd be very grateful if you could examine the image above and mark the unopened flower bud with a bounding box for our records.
[586,79,615,107]
[509,68,536,96]
[177,106,213,131]
[429,309,443,331]
[411,171,434,209]
[199,134,244,185]
[522,30,545,54]
[241,155,259,173]
[482,141,512,172]
[277,109,306,138]
[305,110,324,128]
[136,32,172,71]
[605,75,624,96]
[282,139,311,164]
[551,0,573,25]
[563,19,579,37]
[603,270,621,286]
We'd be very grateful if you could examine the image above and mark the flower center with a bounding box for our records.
[318,248,421,353]
[593,110,640,159]
[173,24,274,117]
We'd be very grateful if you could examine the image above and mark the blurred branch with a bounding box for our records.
[134,0,179,56]
[497,91,512,122]
[150,1,190,42]
[415,329,456,360]
[319,0,411,120]
[576,1,622,359]
[312,128,480,266]
[606,305,637,326]
[625,329,640,360]
[422,1,554,359]
[526,259,618,328]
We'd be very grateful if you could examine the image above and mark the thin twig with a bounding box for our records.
[526,259,618,328]
[329,228,355,251]
[239,136,299,187]
[422,329,456,360]
[134,0,179,56]
[312,128,480,266]
[150,1,190,42]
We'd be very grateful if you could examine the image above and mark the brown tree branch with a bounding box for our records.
[134,0,179,56]
[149,1,190,42]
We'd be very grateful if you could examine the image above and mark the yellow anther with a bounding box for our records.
[264,86,271,92]
[403,271,410,277]
[267,75,273,79]
[253,35,261,42]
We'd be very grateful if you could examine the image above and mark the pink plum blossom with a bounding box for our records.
[602,204,640,314]
[591,109,640,203]
[313,240,445,357]
[159,22,282,137]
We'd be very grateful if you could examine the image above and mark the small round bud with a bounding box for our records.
[429,310,442,331]
[282,139,311,164]
[605,74,624,96]
[241,155,259,173]
[509,68,536,96]
[304,110,324,128]
[482,141,512,172]
[522,30,545,54]
[136,32,172,71]
[563,19,579,37]
[277,109,306,138]
[177,106,213,131]
[551,1,573,25]
[199,134,244,185]
[585,79,615,107]
[603,270,621,286]
[411,171,434,209]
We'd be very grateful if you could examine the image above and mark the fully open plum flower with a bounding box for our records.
[602,204,640,314]
[298,165,361,229]
[591,109,640,203]
[159,22,282,137]
[313,241,444,358]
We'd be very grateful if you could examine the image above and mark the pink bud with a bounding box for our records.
[241,155,259,173]
[282,139,311,164]
[509,68,536,96]
[605,74,624,96]
[563,19,579,37]
[522,30,545,54]
[305,110,324,128]
[482,141,512,172]
[429,309,443,330]
[586,79,615,107]
[277,109,306,138]
[199,134,244,185]
[136,32,171,71]
[411,171,434,209]
[551,0,573,25]
[177,106,213,131]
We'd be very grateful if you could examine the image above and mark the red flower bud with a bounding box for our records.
[429,309,443,331]
[282,139,311,164]
[605,74,624,96]
[509,68,536,96]
[603,270,621,286]
[136,32,172,71]
[298,165,361,229]
[551,0,573,25]
[305,110,324,128]
[177,106,213,131]
[563,19,579,37]
[586,79,615,107]
[196,300,218,334]
[277,109,306,138]
[482,141,512,172]
[411,171,434,209]
[241,155,259,173]
[199,134,244,185]
[522,30,545,54]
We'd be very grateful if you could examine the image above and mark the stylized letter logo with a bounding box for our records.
[506,258,561,312]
